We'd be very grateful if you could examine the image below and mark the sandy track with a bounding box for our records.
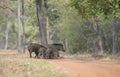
[50,59,120,77]
[0,50,120,77]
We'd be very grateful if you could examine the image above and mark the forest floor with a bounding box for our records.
[50,59,120,77]
[0,50,120,77]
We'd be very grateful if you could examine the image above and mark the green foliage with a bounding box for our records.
[0,0,120,54]
[24,0,39,43]
[69,0,120,18]
[0,0,19,49]
[46,0,120,54]
[0,51,69,77]
[48,0,96,53]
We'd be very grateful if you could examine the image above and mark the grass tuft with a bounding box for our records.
[0,50,69,77]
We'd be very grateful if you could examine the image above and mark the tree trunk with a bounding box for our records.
[18,0,22,53]
[46,16,50,43]
[96,24,104,55]
[44,0,49,43]
[63,39,69,52]
[21,0,26,53]
[35,0,48,46]
[4,20,10,50]
[44,0,48,9]
[94,17,104,55]
[111,17,117,54]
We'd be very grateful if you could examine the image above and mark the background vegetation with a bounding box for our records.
[0,50,69,77]
[0,0,120,55]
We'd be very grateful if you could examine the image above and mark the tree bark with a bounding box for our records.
[111,17,117,54]
[4,20,10,50]
[21,0,26,53]
[18,0,22,53]
[96,24,104,54]
[44,0,49,43]
[35,0,48,46]
[46,16,50,43]
[94,17,104,55]
[44,0,48,9]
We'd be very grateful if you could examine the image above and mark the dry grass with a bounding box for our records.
[63,53,120,61]
[0,50,69,77]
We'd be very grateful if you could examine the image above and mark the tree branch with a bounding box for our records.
[0,5,17,15]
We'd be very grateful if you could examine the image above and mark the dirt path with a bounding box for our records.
[50,59,120,77]
[1,50,120,77]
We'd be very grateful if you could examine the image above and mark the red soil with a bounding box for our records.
[50,59,120,77]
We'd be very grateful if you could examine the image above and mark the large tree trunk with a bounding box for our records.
[93,17,104,55]
[111,17,117,54]
[36,0,48,46]
[21,0,26,53]
[44,0,48,9]
[46,16,50,43]
[44,0,50,44]
[18,0,22,53]
[4,20,10,50]
[96,24,104,55]
[63,39,69,52]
